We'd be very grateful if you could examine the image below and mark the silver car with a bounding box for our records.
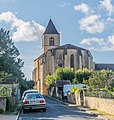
[22,93,46,112]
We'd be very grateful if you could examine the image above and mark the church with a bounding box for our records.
[33,19,94,95]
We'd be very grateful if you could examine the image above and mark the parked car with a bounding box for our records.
[22,93,46,112]
[21,89,39,100]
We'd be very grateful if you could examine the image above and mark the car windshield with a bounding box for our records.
[24,91,38,97]
[26,94,43,99]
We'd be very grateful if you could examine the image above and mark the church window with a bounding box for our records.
[49,37,54,46]
[70,54,74,68]
[59,54,62,60]
[57,54,62,67]
[79,55,82,69]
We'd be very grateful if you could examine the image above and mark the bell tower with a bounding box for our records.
[42,19,60,53]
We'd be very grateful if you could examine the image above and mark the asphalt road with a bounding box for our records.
[19,97,98,120]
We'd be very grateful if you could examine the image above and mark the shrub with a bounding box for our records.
[6,97,16,112]
[0,108,4,114]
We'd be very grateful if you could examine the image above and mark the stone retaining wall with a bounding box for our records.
[0,97,6,112]
[67,92,76,104]
[85,97,114,115]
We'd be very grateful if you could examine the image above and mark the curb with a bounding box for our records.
[16,106,22,120]
[16,110,21,120]
[97,115,110,120]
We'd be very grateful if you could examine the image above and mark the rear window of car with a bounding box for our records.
[26,94,43,99]
[24,91,38,97]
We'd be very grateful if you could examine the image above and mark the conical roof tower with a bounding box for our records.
[42,19,60,53]
[44,19,59,34]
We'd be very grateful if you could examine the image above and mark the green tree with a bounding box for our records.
[0,28,24,79]
[72,78,79,84]
[88,70,113,90]
[53,67,75,81]
[75,68,93,84]
[46,68,75,87]
[46,75,55,88]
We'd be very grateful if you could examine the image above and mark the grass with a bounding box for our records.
[89,109,114,117]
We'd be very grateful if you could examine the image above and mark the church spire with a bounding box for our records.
[44,19,59,34]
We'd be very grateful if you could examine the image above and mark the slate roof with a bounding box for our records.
[56,44,86,50]
[49,44,88,54]
[0,77,18,84]
[44,19,59,34]
[95,64,114,71]
[35,44,92,61]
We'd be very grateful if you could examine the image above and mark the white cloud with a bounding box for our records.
[107,17,114,22]
[74,3,90,14]
[108,35,114,45]
[80,35,114,51]
[100,0,114,16]
[0,11,45,42]
[60,3,70,8]
[79,15,105,33]
[80,38,106,46]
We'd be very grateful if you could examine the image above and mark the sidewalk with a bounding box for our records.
[46,95,114,120]
[0,115,18,120]
[0,106,21,120]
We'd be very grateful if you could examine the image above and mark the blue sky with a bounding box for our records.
[0,0,114,79]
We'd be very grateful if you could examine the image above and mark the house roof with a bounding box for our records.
[0,77,18,84]
[44,19,59,34]
[57,44,86,50]
[35,44,91,61]
[49,44,90,55]
[95,64,114,71]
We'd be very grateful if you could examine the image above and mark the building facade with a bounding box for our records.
[33,19,94,95]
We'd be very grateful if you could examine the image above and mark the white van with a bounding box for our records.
[63,84,88,96]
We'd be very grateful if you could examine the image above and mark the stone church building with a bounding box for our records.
[33,19,94,95]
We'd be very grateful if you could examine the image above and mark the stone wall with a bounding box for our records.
[42,34,60,53]
[67,92,76,104]
[84,97,114,115]
[0,97,6,112]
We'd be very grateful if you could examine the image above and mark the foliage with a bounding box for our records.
[108,77,114,92]
[53,67,75,81]
[46,75,55,88]
[46,68,75,87]
[75,68,93,84]
[0,87,12,97]
[6,97,15,112]
[0,28,24,79]
[46,66,114,93]
[72,86,81,96]
[88,70,113,90]
[0,108,4,114]
[19,79,35,96]
[26,80,35,89]
[72,78,79,84]
[85,89,114,99]
[0,71,13,79]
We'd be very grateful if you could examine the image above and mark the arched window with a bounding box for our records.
[70,54,74,68]
[49,37,54,46]
[57,54,62,67]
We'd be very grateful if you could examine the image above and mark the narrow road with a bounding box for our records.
[19,97,98,120]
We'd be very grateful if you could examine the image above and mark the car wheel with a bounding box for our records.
[23,109,26,113]
[43,108,46,112]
